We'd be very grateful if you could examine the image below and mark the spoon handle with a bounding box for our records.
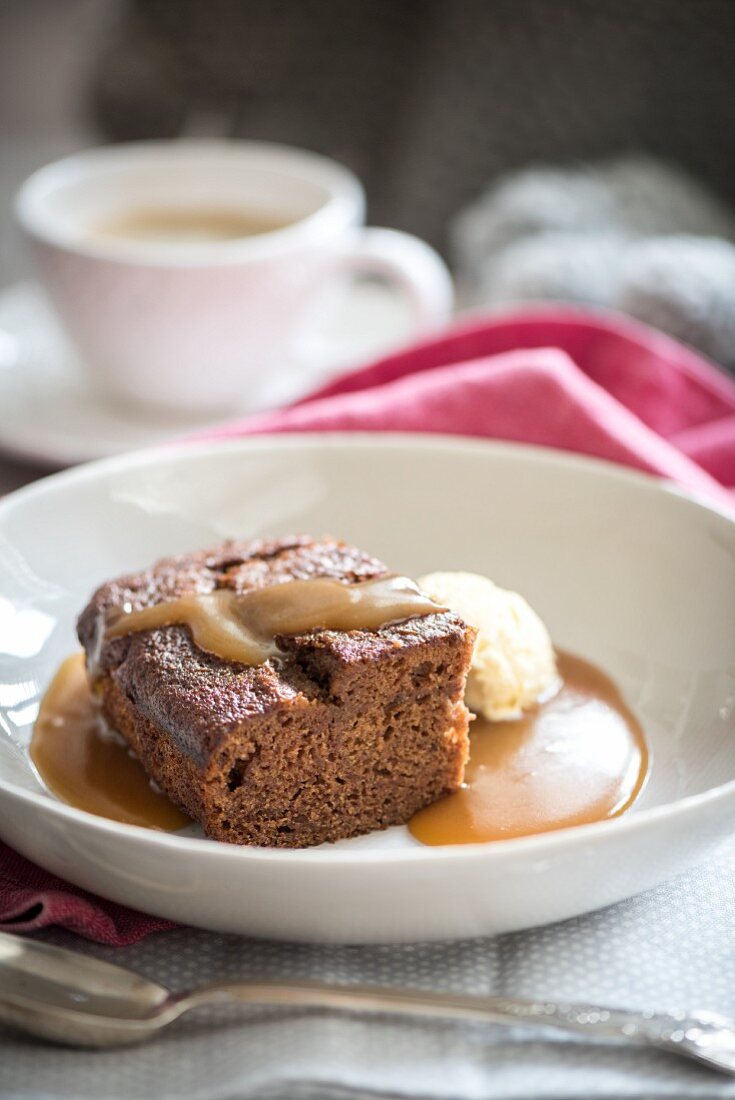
[177,981,735,1075]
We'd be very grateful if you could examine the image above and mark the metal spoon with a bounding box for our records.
[1,932,734,1074]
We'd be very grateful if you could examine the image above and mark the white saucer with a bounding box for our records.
[0,282,412,467]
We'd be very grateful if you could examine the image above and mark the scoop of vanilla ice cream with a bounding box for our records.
[417,571,559,721]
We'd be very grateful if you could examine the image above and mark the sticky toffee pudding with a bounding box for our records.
[31,537,649,849]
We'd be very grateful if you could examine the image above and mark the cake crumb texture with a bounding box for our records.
[78,536,475,848]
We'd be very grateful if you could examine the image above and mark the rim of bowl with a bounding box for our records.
[0,431,733,866]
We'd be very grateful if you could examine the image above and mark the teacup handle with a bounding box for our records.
[336,226,454,329]
[253,227,452,407]
[288,227,453,388]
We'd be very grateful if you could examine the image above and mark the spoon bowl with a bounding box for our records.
[0,932,176,1045]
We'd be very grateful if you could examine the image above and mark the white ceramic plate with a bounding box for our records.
[0,283,412,466]
[0,434,733,943]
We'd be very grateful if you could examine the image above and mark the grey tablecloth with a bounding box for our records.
[2,841,735,1100]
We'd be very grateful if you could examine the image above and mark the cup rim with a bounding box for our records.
[15,139,366,268]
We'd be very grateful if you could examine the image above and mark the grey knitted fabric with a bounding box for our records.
[452,156,735,370]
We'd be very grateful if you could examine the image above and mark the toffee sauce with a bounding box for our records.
[31,653,647,842]
[409,652,648,845]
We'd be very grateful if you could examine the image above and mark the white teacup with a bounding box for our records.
[15,141,453,415]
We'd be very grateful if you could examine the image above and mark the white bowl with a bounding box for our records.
[0,434,733,943]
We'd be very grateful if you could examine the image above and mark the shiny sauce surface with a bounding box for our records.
[31,651,647,841]
[105,575,445,666]
[409,652,648,845]
[30,653,190,831]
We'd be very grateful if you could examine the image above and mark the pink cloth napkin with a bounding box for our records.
[0,842,174,944]
[213,305,735,505]
[2,305,734,944]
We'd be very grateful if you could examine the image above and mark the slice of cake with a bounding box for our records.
[77,535,475,848]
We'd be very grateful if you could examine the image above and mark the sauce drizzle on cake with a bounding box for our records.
[105,575,446,666]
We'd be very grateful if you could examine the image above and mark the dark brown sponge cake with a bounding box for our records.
[77,536,475,848]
